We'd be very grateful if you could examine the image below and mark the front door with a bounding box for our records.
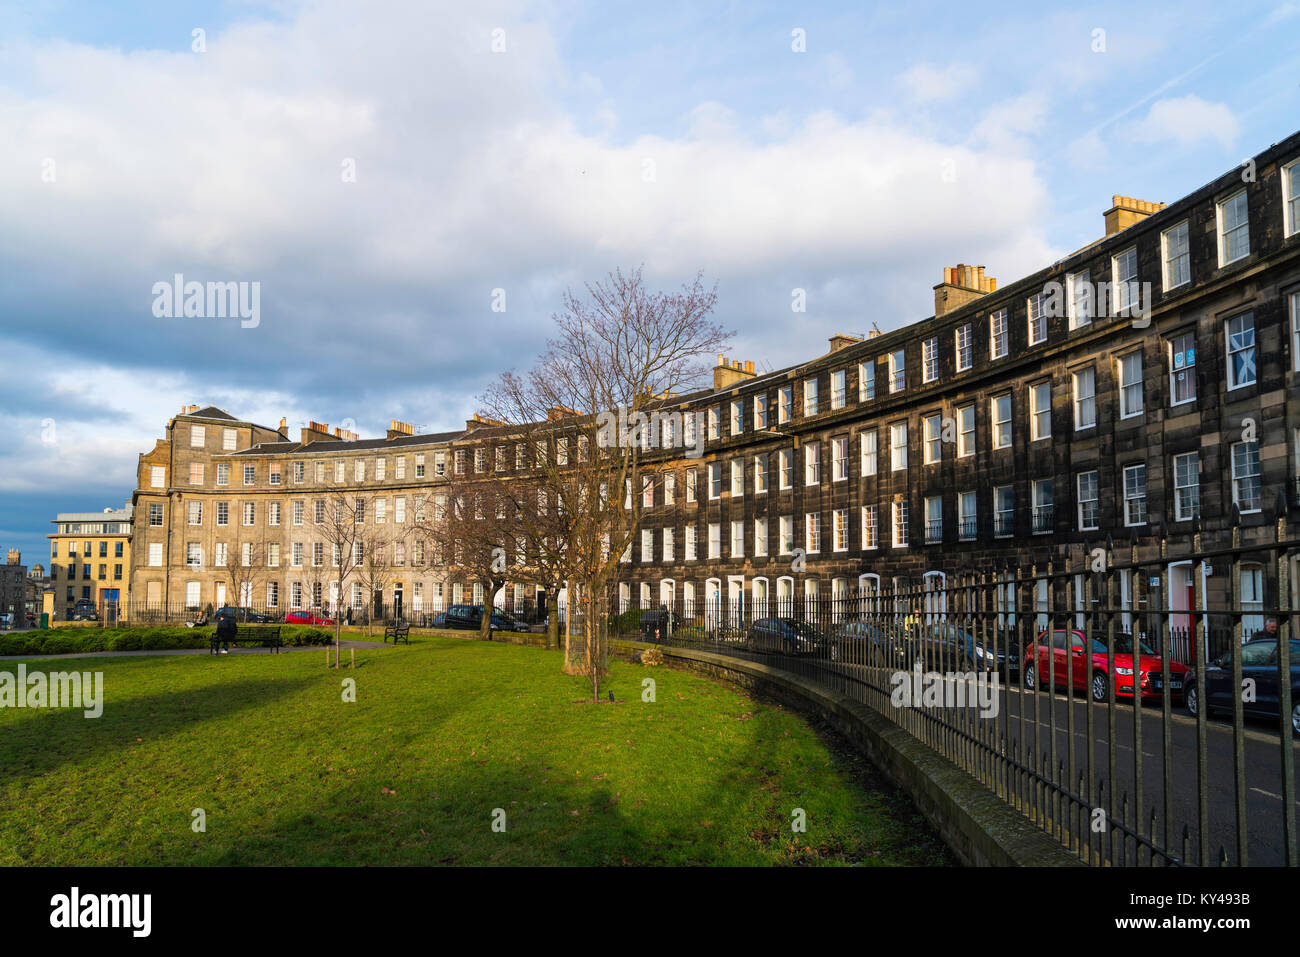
[393,585,404,621]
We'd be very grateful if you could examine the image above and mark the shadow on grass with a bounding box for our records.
[0,675,317,785]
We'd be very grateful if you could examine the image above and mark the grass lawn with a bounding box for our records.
[0,636,954,866]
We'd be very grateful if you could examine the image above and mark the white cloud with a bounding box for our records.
[900,62,978,102]
[1130,94,1239,151]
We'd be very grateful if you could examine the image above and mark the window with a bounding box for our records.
[730,521,744,557]
[686,468,697,503]
[1162,220,1190,290]
[148,503,163,527]
[860,431,877,475]
[861,505,878,549]
[641,529,653,563]
[803,378,819,416]
[983,487,1012,541]
[1218,189,1250,265]
[1118,352,1143,417]
[708,523,721,559]
[1169,331,1196,405]
[956,404,974,457]
[1285,158,1299,238]
[150,466,165,488]
[1032,479,1053,534]
[923,414,942,464]
[242,502,255,526]
[708,463,722,499]
[222,427,237,451]
[753,394,769,430]
[1241,564,1266,637]
[888,350,905,393]
[924,496,942,543]
[437,451,448,476]
[244,465,256,486]
[707,407,721,440]
[989,309,1008,359]
[398,455,409,479]
[890,423,907,471]
[1173,452,1199,521]
[831,369,846,409]
[190,425,205,447]
[779,515,794,555]
[473,449,484,473]
[891,500,908,548]
[685,525,698,560]
[292,542,303,568]
[1112,247,1138,315]
[665,473,676,505]
[859,361,875,401]
[804,441,821,485]
[833,508,848,551]
[922,338,938,382]
[1067,269,1092,329]
[1027,293,1047,345]
[375,499,387,523]
[187,501,203,525]
[778,386,793,424]
[1073,368,1096,430]
[958,491,976,541]
[268,502,281,526]
[1226,313,1256,389]
[805,512,821,553]
[832,437,848,481]
[663,528,675,563]
[269,463,282,486]
[293,461,304,483]
[1293,291,1300,372]
[1231,441,1261,513]
[730,399,744,435]
[147,542,162,567]
[189,462,204,485]
[955,324,972,371]
[216,463,228,487]
[644,475,656,507]
[1123,464,1147,526]
[991,394,1012,448]
[754,454,768,494]
[727,460,742,497]
[754,518,767,556]
[266,542,280,567]
[779,449,793,489]
[1029,381,1051,440]
[1077,471,1099,531]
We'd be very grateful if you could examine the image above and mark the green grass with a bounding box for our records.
[0,637,954,866]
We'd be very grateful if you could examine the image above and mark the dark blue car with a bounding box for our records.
[1184,637,1300,733]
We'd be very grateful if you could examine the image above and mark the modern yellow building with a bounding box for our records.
[47,505,133,621]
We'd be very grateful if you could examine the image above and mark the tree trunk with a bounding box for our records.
[546,591,560,650]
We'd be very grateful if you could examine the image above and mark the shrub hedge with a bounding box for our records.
[0,625,331,657]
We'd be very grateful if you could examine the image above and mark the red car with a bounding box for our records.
[1022,628,1189,702]
[284,610,336,627]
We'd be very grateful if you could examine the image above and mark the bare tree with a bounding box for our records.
[316,491,364,666]
[224,536,268,617]
[414,475,519,642]
[480,268,728,699]
[354,531,398,636]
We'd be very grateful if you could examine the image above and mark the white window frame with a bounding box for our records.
[1217,189,1250,266]
[955,324,972,371]
[989,309,1008,359]
[991,394,1012,449]
[1029,381,1050,441]
[1072,368,1096,431]
[922,338,938,383]
[1162,220,1190,291]
[1225,312,1256,390]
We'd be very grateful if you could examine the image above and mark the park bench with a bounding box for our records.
[384,621,410,645]
[211,626,282,654]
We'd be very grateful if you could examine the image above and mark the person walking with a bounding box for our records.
[215,610,235,655]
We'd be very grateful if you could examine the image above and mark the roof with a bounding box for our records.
[51,508,133,523]
[224,430,466,457]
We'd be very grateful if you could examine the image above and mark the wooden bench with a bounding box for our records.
[384,621,410,645]
[211,626,282,654]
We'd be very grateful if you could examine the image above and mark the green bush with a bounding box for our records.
[608,609,643,636]
[0,624,332,656]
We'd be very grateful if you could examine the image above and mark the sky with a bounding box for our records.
[1,0,1298,564]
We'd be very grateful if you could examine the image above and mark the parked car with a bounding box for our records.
[442,605,527,633]
[923,623,1021,676]
[1023,628,1188,702]
[638,609,678,641]
[829,620,905,665]
[215,605,279,624]
[745,617,826,656]
[71,599,99,622]
[425,611,448,628]
[284,610,336,626]
[1184,637,1300,733]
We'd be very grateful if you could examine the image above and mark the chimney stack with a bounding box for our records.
[1104,195,1166,237]
[387,419,415,440]
[934,264,997,318]
[827,333,863,354]
[6,549,19,565]
[714,354,758,391]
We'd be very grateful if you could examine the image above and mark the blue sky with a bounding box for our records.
[1,0,1298,564]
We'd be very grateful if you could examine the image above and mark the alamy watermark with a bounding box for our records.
[889,661,999,718]
[0,664,103,718]
[152,273,260,328]
[595,404,707,459]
